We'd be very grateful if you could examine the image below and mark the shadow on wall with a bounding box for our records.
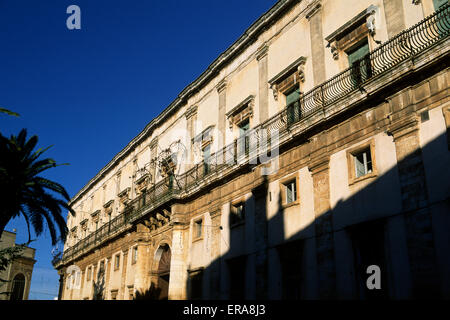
[184,128,450,300]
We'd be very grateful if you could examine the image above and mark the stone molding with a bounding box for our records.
[305,0,322,20]
[387,114,420,141]
[185,105,198,120]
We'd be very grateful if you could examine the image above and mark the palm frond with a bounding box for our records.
[0,107,19,117]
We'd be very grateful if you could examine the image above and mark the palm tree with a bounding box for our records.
[0,129,74,245]
[0,107,19,117]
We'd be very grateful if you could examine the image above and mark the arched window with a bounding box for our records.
[10,273,26,300]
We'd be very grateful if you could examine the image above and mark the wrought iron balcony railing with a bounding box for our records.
[56,4,449,266]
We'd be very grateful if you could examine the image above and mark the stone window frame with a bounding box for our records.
[86,266,92,282]
[269,56,306,104]
[226,95,255,131]
[192,216,204,242]
[193,125,215,166]
[131,246,138,265]
[114,253,121,271]
[279,173,300,208]
[346,138,378,186]
[230,197,246,228]
[325,5,378,64]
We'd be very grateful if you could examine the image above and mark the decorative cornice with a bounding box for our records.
[91,210,101,217]
[387,114,419,140]
[103,200,114,208]
[149,138,158,149]
[67,0,303,206]
[325,5,378,59]
[268,56,307,85]
[305,0,322,20]
[118,187,130,198]
[269,56,306,101]
[308,155,330,174]
[226,95,255,129]
[256,43,269,61]
[216,79,227,94]
[226,95,255,118]
[185,105,198,120]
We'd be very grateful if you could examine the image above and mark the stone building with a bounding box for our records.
[0,231,36,300]
[54,0,450,300]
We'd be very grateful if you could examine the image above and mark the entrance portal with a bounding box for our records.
[155,244,171,300]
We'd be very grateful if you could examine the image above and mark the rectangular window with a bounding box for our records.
[354,147,372,178]
[238,119,250,157]
[434,0,447,10]
[114,254,120,270]
[285,180,297,204]
[347,39,371,86]
[87,266,92,281]
[132,246,138,264]
[203,144,211,175]
[285,86,301,125]
[194,219,203,239]
[346,139,377,185]
[230,202,245,226]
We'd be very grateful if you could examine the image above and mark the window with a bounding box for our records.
[354,147,372,178]
[280,174,300,207]
[434,0,447,10]
[98,261,105,280]
[114,254,120,270]
[285,85,301,125]
[346,139,377,185]
[132,246,138,264]
[87,266,92,281]
[238,119,250,157]
[193,219,203,240]
[285,180,297,204]
[346,39,371,86]
[230,202,245,226]
[203,144,211,175]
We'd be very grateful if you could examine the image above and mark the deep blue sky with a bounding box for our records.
[0,0,276,299]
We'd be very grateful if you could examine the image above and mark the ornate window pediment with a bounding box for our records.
[118,187,130,202]
[226,95,255,129]
[269,57,306,101]
[90,210,101,223]
[80,219,88,228]
[193,125,214,149]
[134,173,150,195]
[325,5,378,60]
[103,200,114,215]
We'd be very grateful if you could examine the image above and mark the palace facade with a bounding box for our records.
[54,0,450,300]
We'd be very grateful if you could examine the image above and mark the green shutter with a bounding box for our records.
[433,0,448,10]
[347,42,370,66]
[286,87,301,105]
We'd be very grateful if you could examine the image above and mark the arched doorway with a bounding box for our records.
[154,244,171,300]
[10,273,25,300]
